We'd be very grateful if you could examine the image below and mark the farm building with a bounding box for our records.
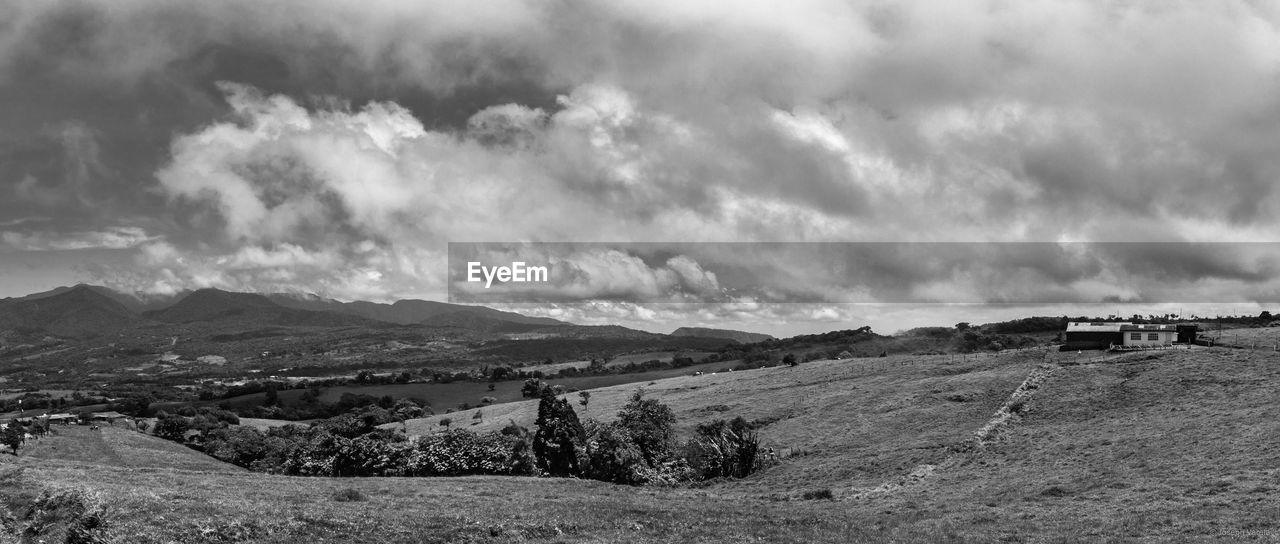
[1063,322,1126,350]
[91,411,129,423]
[1063,322,1195,350]
[1120,324,1177,347]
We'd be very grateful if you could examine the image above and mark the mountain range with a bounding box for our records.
[0,285,140,339]
[0,285,767,345]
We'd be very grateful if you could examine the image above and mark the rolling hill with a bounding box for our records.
[0,285,141,339]
[9,283,184,312]
[146,288,385,328]
[267,293,567,327]
[7,346,1279,542]
[670,326,773,344]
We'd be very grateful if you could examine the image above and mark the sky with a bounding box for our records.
[2,0,1280,336]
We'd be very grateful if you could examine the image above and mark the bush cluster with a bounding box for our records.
[155,386,774,487]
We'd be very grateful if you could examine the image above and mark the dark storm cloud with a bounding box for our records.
[1,0,1279,317]
[447,242,1280,305]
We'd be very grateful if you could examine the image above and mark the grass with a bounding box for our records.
[1204,326,1280,349]
[5,346,1280,542]
[394,352,1036,495]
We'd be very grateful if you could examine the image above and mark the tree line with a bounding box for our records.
[149,385,775,486]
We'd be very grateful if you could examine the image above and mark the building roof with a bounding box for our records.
[1065,322,1180,333]
[1065,322,1130,333]
[1119,324,1177,332]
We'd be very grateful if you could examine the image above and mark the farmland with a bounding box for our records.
[7,343,1279,542]
[208,359,745,414]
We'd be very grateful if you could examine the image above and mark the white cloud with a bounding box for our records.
[1,226,158,251]
[5,0,1280,330]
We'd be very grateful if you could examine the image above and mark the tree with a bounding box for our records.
[392,399,426,421]
[578,391,591,408]
[264,386,279,407]
[110,395,151,417]
[439,418,452,429]
[2,423,24,455]
[955,322,971,331]
[783,353,798,367]
[30,418,49,438]
[153,413,192,442]
[521,379,549,398]
[615,390,676,466]
[533,389,586,477]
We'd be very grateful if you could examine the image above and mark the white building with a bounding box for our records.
[1120,324,1177,347]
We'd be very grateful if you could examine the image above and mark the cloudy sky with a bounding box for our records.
[2,0,1279,335]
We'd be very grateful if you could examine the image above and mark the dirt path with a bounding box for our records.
[841,364,1059,500]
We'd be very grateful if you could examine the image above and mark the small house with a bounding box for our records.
[1120,324,1177,347]
[46,414,77,425]
[90,411,129,424]
[1064,322,1193,350]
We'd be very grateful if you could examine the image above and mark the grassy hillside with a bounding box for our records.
[394,351,1037,496]
[5,345,1280,542]
[871,346,1280,541]
[16,425,242,473]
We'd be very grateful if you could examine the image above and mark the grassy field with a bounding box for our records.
[1203,326,1280,349]
[394,352,1037,496]
[5,345,1280,542]
[604,351,717,368]
[213,359,743,414]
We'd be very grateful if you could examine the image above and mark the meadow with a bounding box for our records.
[5,345,1280,542]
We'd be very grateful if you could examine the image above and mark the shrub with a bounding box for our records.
[17,488,110,544]
[802,489,834,500]
[685,417,771,479]
[615,390,676,466]
[402,430,533,477]
[583,423,647,485]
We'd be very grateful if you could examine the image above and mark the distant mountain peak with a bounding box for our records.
[0,284,139,339]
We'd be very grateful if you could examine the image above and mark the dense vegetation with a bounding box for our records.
[149,387,773,487]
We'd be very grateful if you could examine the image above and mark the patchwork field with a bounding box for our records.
[210,359,742,414]
[5,345,1280,542]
